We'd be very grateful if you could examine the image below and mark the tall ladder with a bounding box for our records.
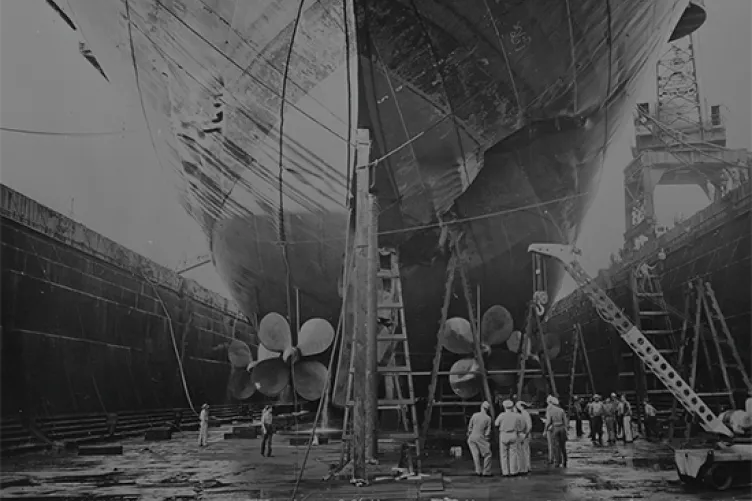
[516,253,558,406]
[566,323,596,416]
[626,262,677,435]
[340,248,421,473]
[421,234,495,449]
[673,278,752,439]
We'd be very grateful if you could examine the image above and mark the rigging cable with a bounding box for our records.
[143,275,198,416]
[276,1,307,485]
[124,0,170,176]
[277,0,307,331]
[343,0,353,205]
[290,207,355,500]
[0,126,130,137]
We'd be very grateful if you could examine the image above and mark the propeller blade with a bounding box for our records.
[297,318,335,357]
[481,305,514,346]
[293,360,329,401]
[506,330,531,355]
[258,312,292,352]
[228,367,256,400]
[449,358,481,399]
[439,317,474,354]
[250,358,290,397]
[486,349,518,388]
[248,344,277,371]
[227,340,252,369]
[543,332,562,359]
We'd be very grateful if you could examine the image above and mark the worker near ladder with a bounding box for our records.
[198,404,209,447]
[466,401,493,476]
[516,401,532,474]
[619,394,633,442]
[261,405,274,457]
[603,394,617,445]
[746,389,752,415]
[572,396,584,438]
[643,399,658,441]
[495,400,523,476]
[589,394,604,445]
[544,395,555,463]
[545,396,569,467]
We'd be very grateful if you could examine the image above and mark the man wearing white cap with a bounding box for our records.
[466,401,493,476]
[545,396,568,467]
[544,395,555,463]
[516,401,533,474]
[495,399,523,476]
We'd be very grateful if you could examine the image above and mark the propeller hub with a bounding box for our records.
[481,343,492,356]
[282,346,300,365]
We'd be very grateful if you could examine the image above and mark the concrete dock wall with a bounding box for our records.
[543,183,751,396]
[0,184,257,417]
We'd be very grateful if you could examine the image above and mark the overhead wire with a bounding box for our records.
[0,126,130,137]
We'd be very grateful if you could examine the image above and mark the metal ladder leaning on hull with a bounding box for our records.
[340,248,422,473]
[626,262,678,435]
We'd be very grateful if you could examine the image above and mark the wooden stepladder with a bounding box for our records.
[566,323,596,416]
[340,248,422,473]
[673,277,752,439]
[420,235,495,449]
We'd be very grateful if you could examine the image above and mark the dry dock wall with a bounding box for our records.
[543,183,751,396]
[0,184,256,417]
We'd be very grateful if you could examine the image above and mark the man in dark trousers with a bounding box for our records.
[589,394,604,445]
[573,397,584,438]
[261,405,274,457]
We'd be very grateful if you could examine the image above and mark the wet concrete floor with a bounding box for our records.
[1,425,751,500]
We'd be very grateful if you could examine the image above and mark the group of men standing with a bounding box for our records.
[571,393,659,444]
[466,396,568,477]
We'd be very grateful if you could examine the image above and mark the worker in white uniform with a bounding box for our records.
[746,389,752,416]
[544,395,556,462]
[516,401,533,474]
[198,403,209,447]
[495,399,523,476]
[466,401,493,476]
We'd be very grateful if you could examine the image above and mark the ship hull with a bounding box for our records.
[61,0,689,377]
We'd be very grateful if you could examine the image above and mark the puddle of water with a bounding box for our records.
[600,456,676,471]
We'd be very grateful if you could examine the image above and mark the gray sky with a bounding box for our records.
[1,0,750,301]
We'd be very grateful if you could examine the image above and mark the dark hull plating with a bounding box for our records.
[59,1,691,382]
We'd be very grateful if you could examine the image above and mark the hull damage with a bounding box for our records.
[56,0,697,391]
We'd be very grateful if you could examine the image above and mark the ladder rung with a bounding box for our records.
[619,372,636,377]
[440,411,467,416]
[378,366,411,373]
[643,329,673,335]
[379,302,404,309]
[433,401,484,407]
[377,270,399,278]
[377,334,407,341]
[379,399,414,407]
[640,311,669,316]
[696,392,733,397]
[637,292,663,297]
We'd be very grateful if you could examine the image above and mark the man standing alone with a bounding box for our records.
[619,394,633,442]
[466,401,493,476]
[643,399,658,441]
[573,397,584,438]
[198,404,209,447]
[545,396,568,467]
[261,405,274,457]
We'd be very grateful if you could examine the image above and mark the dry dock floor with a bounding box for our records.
[1,425,751,500]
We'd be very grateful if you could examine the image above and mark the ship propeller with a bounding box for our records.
[225,339,256,400]
[249,313,335,401]
[440,305,514,399]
